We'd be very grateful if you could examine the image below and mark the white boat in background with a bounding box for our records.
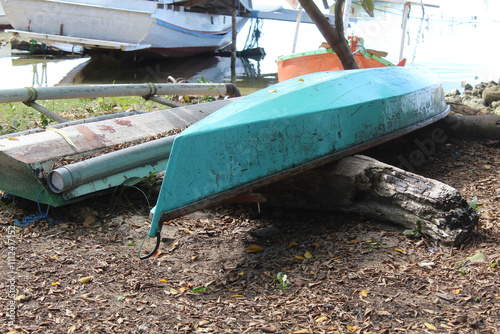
[2,0,337,57]
[3,0,254,56]
[0,0,11,27]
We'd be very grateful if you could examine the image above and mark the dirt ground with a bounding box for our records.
[1,126,499,334]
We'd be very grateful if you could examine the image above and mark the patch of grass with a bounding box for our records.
[192,286,211,293]
[403,220,422,239]
[0,97,161,134]
[276,272,288,292]
[468,196,483,213]
[0,93,221,135]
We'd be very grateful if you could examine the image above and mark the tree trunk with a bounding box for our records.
[440,114,500,139]
[298,0,359,70]
[255,155,478,246]
[333,0,359,70]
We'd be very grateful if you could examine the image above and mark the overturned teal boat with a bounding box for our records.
[144,66,449,257]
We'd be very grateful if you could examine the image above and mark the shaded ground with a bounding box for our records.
[1,128,499,334]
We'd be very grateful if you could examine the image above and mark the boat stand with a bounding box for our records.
[0,83,240,206]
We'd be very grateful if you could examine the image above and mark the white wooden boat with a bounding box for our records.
[3,0,253,56]
[2,0,337,57]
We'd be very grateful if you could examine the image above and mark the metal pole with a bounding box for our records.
[23,101,69,123]
[343,0,352,34]
[47,135,177,194]
[399,2,410,62]
[144,95,184,108]
[0,83,240,104]
[231,0,237,83]
[292,7,304,53]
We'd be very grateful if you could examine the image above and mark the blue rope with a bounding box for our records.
[14,191,60,227]
[1,193,14,202]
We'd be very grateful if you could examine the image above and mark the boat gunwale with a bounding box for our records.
[277,48,395,66]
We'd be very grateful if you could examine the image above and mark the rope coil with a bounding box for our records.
[14,191,60,227]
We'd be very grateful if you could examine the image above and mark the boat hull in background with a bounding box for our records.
[277,37,406,82]
[2,0,250,56]
[0,0,11,27]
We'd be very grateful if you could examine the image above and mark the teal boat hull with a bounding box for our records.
[148,66,449,238]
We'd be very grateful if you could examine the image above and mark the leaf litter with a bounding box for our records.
[0,133,499,333]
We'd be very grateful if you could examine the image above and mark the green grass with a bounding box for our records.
[0,96,163,135]
[0,90,222,135]
[0,75,224,135]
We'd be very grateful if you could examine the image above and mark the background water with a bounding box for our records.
[346,0,500,91]
[0,0,499,93]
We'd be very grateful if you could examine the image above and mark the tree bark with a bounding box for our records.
[255,155,478,246]
[298,0,359,70]
[440,114,500,139]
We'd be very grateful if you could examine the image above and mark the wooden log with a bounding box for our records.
[255,155,478,246]
[439,114,500,139]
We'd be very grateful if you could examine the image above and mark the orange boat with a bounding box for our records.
[277,36,406,82]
